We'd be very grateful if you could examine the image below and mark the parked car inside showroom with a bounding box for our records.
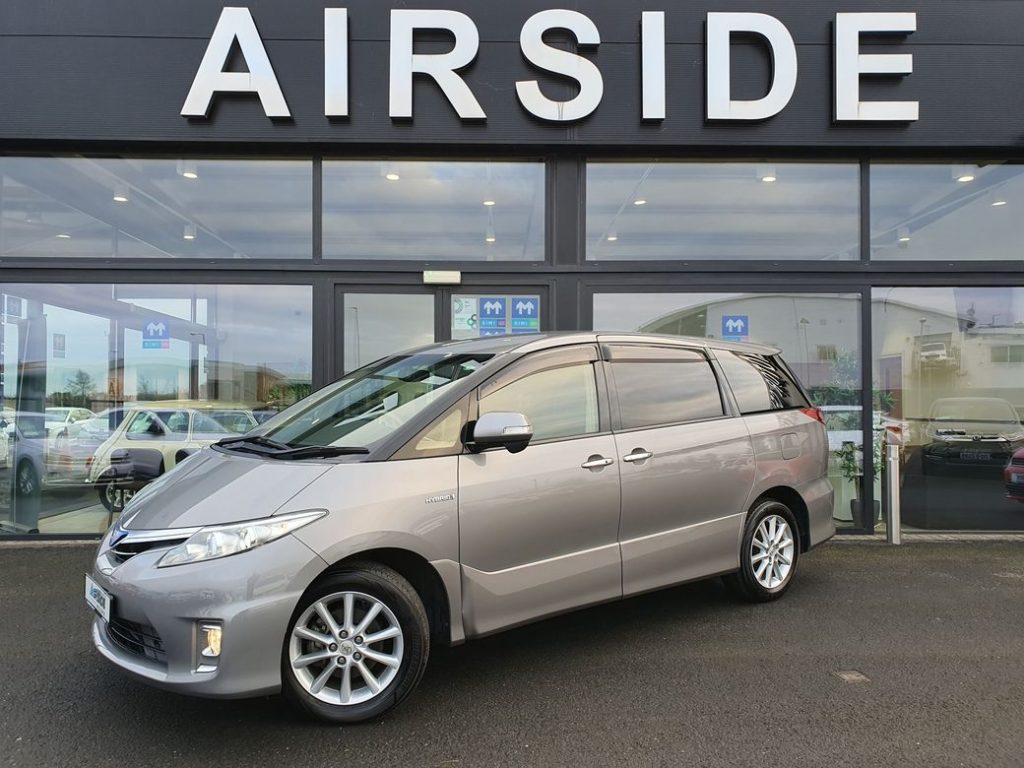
[86,333,834,723]
[86,401,260,512]
[921,397,1024,475]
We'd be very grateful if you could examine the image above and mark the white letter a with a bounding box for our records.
[182,7,290,118]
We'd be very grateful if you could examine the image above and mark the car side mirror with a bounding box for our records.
[469,412,533,454]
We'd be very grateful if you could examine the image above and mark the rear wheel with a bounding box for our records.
[724,499,800,603]
[15,461,39,497]
[97,484,134,513]
[282,563,430,723]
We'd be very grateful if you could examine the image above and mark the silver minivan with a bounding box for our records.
[87,333,834,722]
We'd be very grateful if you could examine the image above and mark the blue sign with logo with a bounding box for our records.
[721,315,749,341]
[510,296,540,333]
[142,318,170,349]
[478,297,506,331]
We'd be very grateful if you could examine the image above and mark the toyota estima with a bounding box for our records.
[87,333,834,723]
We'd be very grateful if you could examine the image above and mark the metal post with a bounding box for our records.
[885,443,902,544]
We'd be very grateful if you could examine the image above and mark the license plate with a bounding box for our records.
[960,450,991,462]
[85,574,111,622]
[1013,473,1024,484]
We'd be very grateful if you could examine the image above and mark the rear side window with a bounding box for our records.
[610,351,724,429]
[717,352,809,414]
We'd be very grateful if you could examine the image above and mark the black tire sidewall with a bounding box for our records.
[738,500,800,600]
[281,567,429,724]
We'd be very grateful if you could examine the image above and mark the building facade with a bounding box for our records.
[2,0,1024,536]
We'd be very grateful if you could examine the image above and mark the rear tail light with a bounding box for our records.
[801,407,825,425]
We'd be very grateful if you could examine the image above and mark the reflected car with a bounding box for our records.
[922,397,1024,474]
[45,407,96,443]
[86,402,259,512]
[819,405,909,452]
[86,333,834,724]
[0,411,49,498]
[1005,448,1024,502]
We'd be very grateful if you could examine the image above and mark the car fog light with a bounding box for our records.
[199,624,222,658]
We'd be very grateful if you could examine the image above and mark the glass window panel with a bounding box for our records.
[593,292,864,527]
[870,163,1024,261]
[0,282,312,536]
[323,160,544,261]
[586,162,860,261]
[611,359,723,429]
[480,364,599,442]
[0,157,312,259]
[872,287,1024,531]
[343,293,434,373]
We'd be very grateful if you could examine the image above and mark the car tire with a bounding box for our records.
[15,461,39,497]
[97,483,134,513]
[282,563,430,724]
[724,498,800,603]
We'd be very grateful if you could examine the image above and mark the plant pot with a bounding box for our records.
[850,498,881,529]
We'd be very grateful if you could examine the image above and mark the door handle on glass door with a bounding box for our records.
[622,450,653,463]
[581,456,614,469]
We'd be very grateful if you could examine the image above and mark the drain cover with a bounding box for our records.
[833,670,871,683]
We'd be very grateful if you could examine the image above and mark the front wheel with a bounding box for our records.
[282,563,430,723]
[724,499,800,603]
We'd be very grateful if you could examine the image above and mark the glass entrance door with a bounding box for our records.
[334,284,550,378]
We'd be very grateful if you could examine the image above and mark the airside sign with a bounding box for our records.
[181,8,919,124]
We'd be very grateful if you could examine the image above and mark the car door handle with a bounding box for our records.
[581,456,615,469]
[622,450,653,463]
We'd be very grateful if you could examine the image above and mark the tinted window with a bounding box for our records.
[479,364,599,441]
[718,352,808,414]
[612,358,723,429]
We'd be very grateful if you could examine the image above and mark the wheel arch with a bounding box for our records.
[750,486,811,552]
[316,548,456,646]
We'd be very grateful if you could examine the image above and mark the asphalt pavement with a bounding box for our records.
[1,541,1022,768]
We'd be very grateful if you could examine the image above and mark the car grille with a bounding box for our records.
[106,617,167,666]
[1011,457,1024,467]
[109,539,171,565]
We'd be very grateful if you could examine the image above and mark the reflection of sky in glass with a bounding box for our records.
[324,160,544,261]
[587,163,860,261]
[871,164,1024,262]
[1,284,312,400]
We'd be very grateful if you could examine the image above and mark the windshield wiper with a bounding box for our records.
[268,445,370,460]
[215,434,292,452]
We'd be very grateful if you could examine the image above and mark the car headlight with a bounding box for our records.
[157,509,326,568]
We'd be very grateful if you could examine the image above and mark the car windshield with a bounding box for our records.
[931,400,1019,424]
[252,352,493,450]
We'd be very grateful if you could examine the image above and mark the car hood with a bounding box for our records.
[120,448,333,530]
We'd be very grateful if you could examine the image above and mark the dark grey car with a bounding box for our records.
[87,333,834,722]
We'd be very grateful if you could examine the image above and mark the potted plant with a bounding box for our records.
[834,427,883,528]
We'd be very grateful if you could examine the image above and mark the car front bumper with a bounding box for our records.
[89,532,328,698]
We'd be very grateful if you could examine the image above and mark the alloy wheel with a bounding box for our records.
[288,591,404,706]
[750,514,795,589]
[17,464,37,495]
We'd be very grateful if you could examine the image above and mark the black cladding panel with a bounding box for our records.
[0,0,1022,148]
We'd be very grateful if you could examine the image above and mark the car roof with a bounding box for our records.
[399,331,780,358]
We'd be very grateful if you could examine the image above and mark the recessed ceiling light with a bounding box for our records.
[112,183,129,203]
[483,199,496,207]
[633,199,647,206]
[606,234,618,242]
[897,226,911,244]
[761,175,777,183]
[992,199,1008,207]
[485,235,496,243]
[56,233,71,239]
[178,160,199,180]
[957,174,975,183]
[756,163,777,183]
[183,223,197,241]
[385,172,401,182]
